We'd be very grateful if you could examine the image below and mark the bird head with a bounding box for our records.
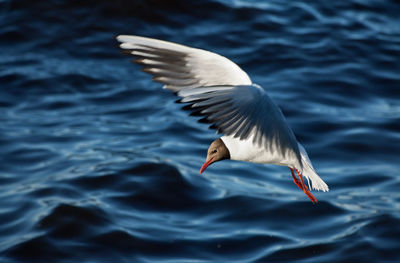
[200,138,230,174]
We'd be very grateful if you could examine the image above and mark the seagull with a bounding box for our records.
[116,35,329,203]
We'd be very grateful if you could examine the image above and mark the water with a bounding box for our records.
[1,0,400,262]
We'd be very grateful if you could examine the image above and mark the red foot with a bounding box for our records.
[290,168,318,204]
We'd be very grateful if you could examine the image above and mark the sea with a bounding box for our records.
[1,0,400,262]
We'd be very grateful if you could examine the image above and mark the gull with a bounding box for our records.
[116,35,329,203]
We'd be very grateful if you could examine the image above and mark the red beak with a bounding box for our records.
[200,157,214,174]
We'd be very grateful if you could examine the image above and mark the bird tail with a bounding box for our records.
[298,144,329,192]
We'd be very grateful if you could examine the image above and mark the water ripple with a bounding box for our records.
[1,0,400,262]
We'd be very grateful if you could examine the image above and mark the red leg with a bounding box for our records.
[290,168,304,190]
[295,169,318,204]
[296,169,308,190]
[292,168,318,204]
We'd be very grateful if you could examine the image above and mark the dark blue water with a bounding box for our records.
[1,0,400,262]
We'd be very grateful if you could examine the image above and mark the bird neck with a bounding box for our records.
[216,138,230,160]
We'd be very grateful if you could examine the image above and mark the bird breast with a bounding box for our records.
[221,135,296,167]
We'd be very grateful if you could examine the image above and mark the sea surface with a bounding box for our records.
[1,0,400,262]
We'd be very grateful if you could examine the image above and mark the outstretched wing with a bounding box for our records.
[117,35,301,164]
[116,35,251,91]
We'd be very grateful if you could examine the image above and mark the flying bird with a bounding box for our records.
[116,35,329,203]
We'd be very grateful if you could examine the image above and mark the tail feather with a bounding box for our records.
[298,144,329,192]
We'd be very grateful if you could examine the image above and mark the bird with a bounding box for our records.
[116,35,329,203]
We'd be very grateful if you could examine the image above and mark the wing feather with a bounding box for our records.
[117,35,301,165]
[177,85,302,163]
[116,35,252,91]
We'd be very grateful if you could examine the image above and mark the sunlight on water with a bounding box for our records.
[1,0,400,262]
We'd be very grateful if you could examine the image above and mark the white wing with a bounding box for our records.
[117,35,302,166]
[116,35,252,91]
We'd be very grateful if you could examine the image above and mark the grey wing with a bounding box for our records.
[117,35,301,164]
[116,35,252,91]
[179,84,302,163]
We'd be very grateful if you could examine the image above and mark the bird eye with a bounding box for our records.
[211,149,217,154]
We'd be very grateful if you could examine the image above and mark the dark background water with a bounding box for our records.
[1,0,400,262]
